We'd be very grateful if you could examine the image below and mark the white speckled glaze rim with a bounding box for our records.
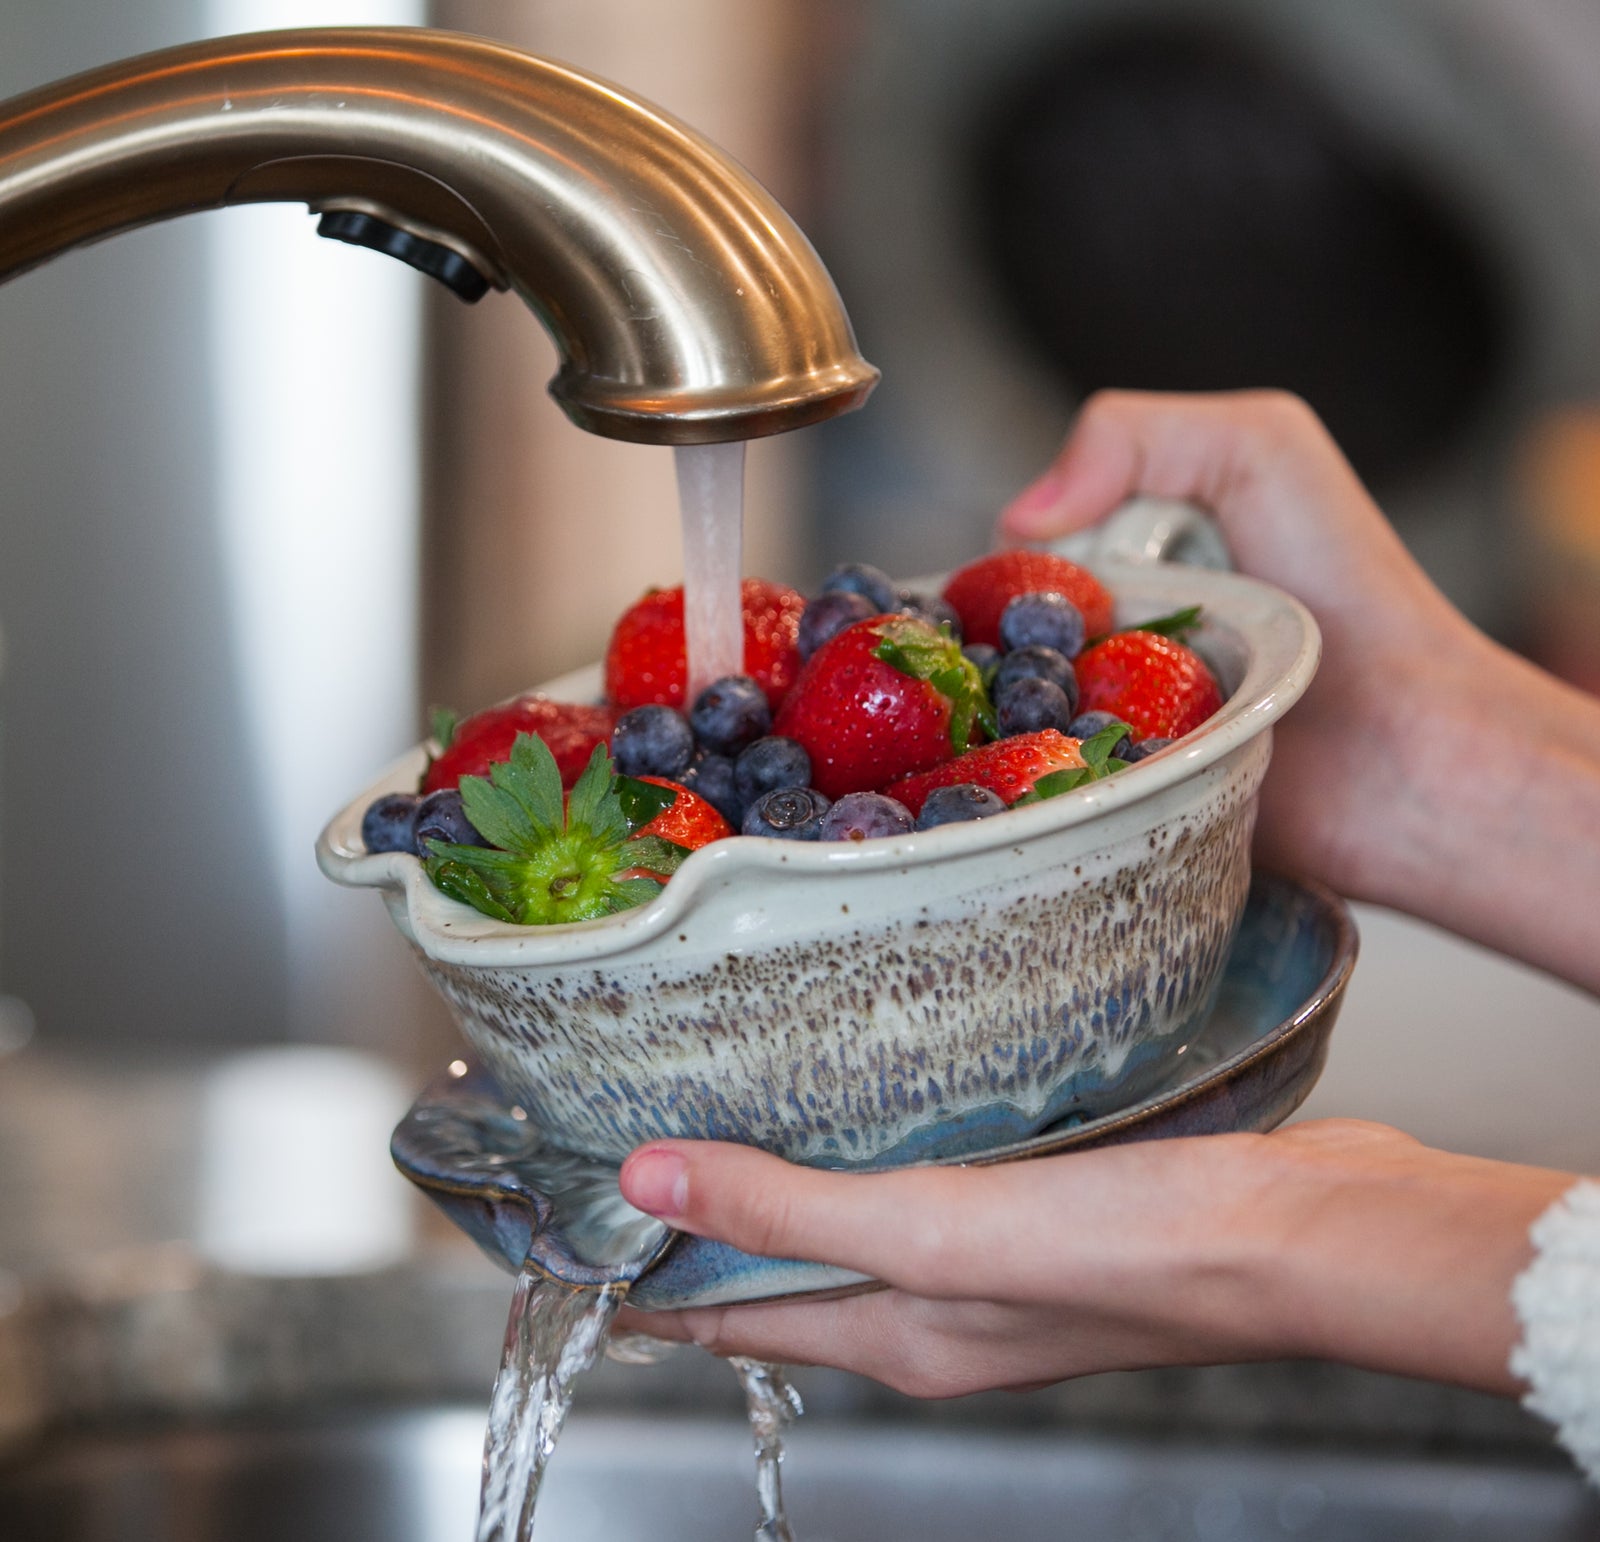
[318,556,1319,968]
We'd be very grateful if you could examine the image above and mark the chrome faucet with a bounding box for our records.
[0,26,877,443]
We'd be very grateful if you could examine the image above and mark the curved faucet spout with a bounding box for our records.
[0,27,878,443]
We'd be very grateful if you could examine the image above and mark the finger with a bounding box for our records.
[997,389,1263,539]
[998,390,1154,541]
[612,1295,882,1365]
[997,390,1443,634]
[618,1290,1173,1399]
[620,1139,1102,1297]
[631,1292,904,1373]
[620,1134,1256,1302]
[619,1290,1002,1399]
[611,1302,695,1343]
[620,1139,972,1288]
[998,388,1347,549]
[617,1294,883,1366]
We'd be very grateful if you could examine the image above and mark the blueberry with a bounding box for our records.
[742,785,832,840]
[818,561,897,613]
[819,791,915,842]
[1066,711,1132,758]
[916,783,1007,829]
[1120,737,1174,762]
[798,589,876,660]
[361,791,420,853]
[413,788,488,851]
[611,703,694,778]
[999,591,1086,657]
[680,751,743,826]
[690,674,771,756]
[992,645,1079,714]
[735,736,812,807]
[895,590,963,640]
[962,642,1000,677]
[996,676,1075,736]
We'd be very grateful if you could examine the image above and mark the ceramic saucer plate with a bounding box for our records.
[393,871,1357,1310]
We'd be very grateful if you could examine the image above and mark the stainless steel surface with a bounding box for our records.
[1,1051,1591,1537]
[0,27,877,443]
[3,1410,1598,1542]
[1,1254,1594,1538]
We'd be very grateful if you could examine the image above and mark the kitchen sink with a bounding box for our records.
[2,1406,1597,1542]
[0,1041,1593,1542]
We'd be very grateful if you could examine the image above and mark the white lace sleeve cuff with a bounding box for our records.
[1510,1179,1600,1488]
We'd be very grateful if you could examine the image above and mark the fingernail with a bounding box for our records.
[623,1148,689,1219]
[1003,472,1064,531]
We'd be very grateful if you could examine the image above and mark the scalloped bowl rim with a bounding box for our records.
[317,561,1320,967]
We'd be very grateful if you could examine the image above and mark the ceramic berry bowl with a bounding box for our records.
[318,512,1319,1171]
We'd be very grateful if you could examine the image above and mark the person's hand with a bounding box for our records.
[998,389,1467,905]
[617,1123,1573,1399]
[999,390,1600,993]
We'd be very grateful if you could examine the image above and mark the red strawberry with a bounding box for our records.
[423,696,618,794]
[887,730,1086,816]
[772,615,993,799]
[942,550,1113,646]
[632,777,734,849]
[1075,631,1223,741]
[604,578,805,712]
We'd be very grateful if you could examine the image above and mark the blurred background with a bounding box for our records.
[2,0,1600,1277]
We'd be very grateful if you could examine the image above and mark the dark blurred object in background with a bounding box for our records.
[968,19,1514,490]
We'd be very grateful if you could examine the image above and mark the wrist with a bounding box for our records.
[1356,634,1600,992]
[1253,1126,1574,1394]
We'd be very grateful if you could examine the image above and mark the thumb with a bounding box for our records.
[998,388,1332,547]
[999,390,1151,543]
[995,389,1430,619]
[619,1140,963,1291]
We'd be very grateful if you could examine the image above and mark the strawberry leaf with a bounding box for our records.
[424,856,518,923]
[615,775,680,833]
[1017,767,1093,801]
[1083,607,1203,649]
[501,733,567,833]
[453,733,566,855]
[619,835,689,878]
[424,840,538,873]
[1133,605,1203,640]
[457,771,546,855]
[608,876,672,911]
[1012,721,1132,805]
[973,692,999,742]
[430,705,459,750]
[422,736,685,926]
[1078,720,1134,775]
[567,742,627,843]
[874,617,994,755]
